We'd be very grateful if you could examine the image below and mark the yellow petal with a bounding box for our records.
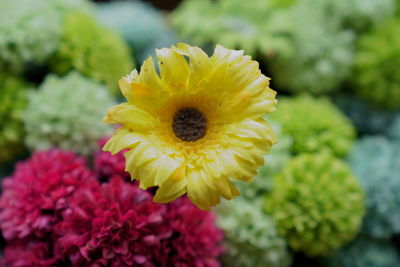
[102,128,144,155]
[103,103,157,129]
[207,176,240,200]
[156,47,190,93]
[187,170,220,210]
[154,177,187,203]
[173,43,211,88]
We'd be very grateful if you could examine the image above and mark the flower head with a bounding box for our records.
[265,152,365,256]
[55,177,223,266]
[103,43,277,209]
[0,149,96,240]
[23,72,114,156]
[0,239,57,267]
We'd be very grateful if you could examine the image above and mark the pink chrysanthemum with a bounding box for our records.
[55,177,223,267]
[94,137,129,181]
[0,239,56,267]
[161,197,224,267]
[0,150,97,240]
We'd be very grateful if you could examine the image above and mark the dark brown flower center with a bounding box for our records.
[172,107,206,142]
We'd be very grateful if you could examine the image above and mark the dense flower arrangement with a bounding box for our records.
[265,153,365,256]
[171,0,292,58]
[348,136,400,238]
[23,72,114,155]
[269,0,354,95]
[0,0,91,73]
[0,74,30,163]
[0,150,224,266]
[0,150,96,240]
[327,237,400,267]
[353,17,400,109]
[51,12,134,94]
[103,43,277,210]
[96,0,176,63]
[217,198,291,267]
[334,94,397,135]
[271,95,355,157]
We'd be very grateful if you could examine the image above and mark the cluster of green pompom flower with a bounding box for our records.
[96,0,176,63]
[0,0,92,73]
[271,95,356,157]
[0,74,30,163]
[353,17,400,109]
[51,12,133,94]
[23,72,114,156]
[265,152,365,256]
[348,136,400,238]
[171,0,292,58]
[327,237,400,267]
[217,198,292,267]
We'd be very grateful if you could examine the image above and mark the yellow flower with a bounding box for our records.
[103,43,277,209]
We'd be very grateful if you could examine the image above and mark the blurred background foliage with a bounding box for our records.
[0,0,399,266]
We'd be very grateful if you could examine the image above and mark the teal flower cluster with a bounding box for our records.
[171,0,292,58]
[353,17,400,109]
[348,136,400,238]
[23,72,114,156]
[217,198,291,267]
[265,153,365,256]
[334,95,397,135]
[96,1,176,63]
[327,237,400,267]
[271,95,356,157]
[51,12,134,94]
[0,0,91,73]
[387,115,400,141]
[0,74,30,163]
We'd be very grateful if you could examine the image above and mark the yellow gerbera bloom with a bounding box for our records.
[103,43,277,210]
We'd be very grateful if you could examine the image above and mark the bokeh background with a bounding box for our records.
[0,0,400,266]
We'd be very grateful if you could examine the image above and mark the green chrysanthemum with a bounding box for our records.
[0,74,30,163]
[271,95,356,157]
[348,136,400,238]
[23,72,114,155]
[326,237,400,267]
[353,17,400,109]
[51,12,134,94]
[236,121,293,200]
[217,198,292,267]
[96,1,176,63]
[333,95,397,135]
[269,0,354,95]
[171,0,292,58]
[0,0,91,72]
[265,153,365,256]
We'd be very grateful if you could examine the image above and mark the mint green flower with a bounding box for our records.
[171,0,292,58]
[23,72,114,156]
[217,198,292,267]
